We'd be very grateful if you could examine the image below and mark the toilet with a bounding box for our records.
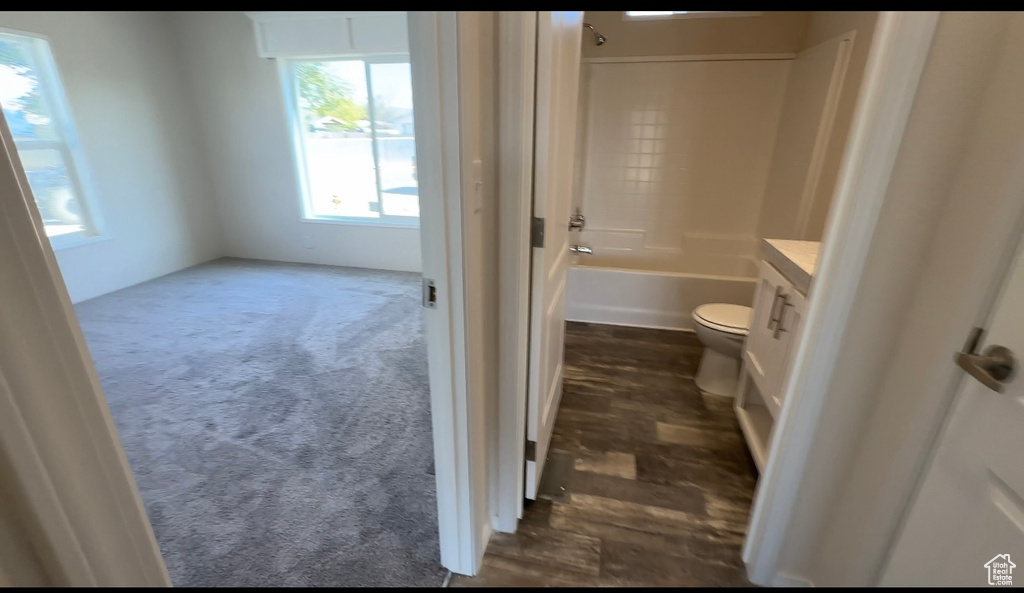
[692,303,752,397]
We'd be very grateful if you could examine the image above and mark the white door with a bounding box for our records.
[881,228,1024,586]
[525,10,583,499]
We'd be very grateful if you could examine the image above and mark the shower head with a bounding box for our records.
[582,22,607,46]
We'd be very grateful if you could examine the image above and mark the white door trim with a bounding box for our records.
[0,89,170,586]
[494,10,536,533]
[408,11,488,575]
[743,11,940,586]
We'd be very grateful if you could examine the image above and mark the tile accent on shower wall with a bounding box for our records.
[577,59,791,263]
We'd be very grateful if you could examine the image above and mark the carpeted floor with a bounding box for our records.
[74,258,445,587]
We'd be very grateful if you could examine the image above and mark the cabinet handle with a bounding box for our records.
[774,301,795,339]
[766,287,785,331]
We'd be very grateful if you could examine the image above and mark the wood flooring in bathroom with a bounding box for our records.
[450,321,758,587]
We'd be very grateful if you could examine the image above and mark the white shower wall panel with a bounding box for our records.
[579,59,790,262]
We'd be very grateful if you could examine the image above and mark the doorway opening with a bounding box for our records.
[0,11,447,587]
[474,10,884,586]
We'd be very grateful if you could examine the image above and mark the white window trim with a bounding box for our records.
[0,27,105,250]
[279,53,420,228]
[622,11,764,21]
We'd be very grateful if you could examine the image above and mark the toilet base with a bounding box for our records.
[694,347,740,397]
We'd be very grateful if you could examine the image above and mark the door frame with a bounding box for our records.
[408,10,490,575]
[0,10,485,584]
[494,10,536,533]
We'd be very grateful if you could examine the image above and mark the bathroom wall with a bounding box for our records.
[799,12,878,240]
[757,12,879,241]
[576,58,790,270]
[756,32,855,240]
[580,11,809,59]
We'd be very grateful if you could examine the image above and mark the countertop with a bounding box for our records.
[762,239,820,295]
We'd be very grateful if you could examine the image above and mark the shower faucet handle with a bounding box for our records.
[568,209,586,231]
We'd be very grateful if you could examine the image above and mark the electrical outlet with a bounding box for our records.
[302,235,314,249]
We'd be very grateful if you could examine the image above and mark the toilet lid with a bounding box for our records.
[693,303,751,335]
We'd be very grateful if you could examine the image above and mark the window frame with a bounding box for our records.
[280,52,420,228]
[0,27,105,250]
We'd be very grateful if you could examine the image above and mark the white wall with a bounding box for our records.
[576,59,789,268]
[756,34,851,240]
[800,12,878,240]
[171,11,422,272]
[0,11,224,303]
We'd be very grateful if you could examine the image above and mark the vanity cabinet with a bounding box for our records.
[743,260,807,417]
[735,241,816,472]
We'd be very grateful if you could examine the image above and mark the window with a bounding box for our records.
[0,30,100,245]
[285,55,419,225]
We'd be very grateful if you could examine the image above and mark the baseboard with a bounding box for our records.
[565,302,695,331]
[772,573,815,587]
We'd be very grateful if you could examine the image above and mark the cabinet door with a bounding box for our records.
[743,261,792,412]
[769,286,806,413]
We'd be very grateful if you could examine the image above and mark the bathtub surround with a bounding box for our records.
[798,12,879,241]
[580,11,809,60]
[566,263,756,332]
[567,13,877,331]
[74,259,444,587]
[757,34,854,241]
[577,59,790,259]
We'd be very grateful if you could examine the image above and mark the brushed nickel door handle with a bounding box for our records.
[766,287,785,331]
[956,344,1017,393]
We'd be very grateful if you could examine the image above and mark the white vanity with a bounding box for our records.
[735,239,820,471]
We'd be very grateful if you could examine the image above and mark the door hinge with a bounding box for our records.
[422,278,437,309]
[525,439,537,462]
[531,216,545,248]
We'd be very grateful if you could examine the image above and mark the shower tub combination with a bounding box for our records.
[565,248,758,332]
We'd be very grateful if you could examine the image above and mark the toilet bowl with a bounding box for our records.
[692,303,752,397]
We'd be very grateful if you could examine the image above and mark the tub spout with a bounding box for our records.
[570,244,593,255]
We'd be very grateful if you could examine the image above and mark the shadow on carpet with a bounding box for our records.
[74,258,445,587]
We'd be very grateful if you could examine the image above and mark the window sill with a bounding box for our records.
[48,232,109,251]
[299,217,420,230]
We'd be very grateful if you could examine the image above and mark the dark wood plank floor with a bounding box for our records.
[451,321,758,587]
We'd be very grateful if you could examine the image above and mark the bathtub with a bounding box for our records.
[565,252,758,332]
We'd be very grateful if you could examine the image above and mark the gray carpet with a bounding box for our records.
[74,258,445,587]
